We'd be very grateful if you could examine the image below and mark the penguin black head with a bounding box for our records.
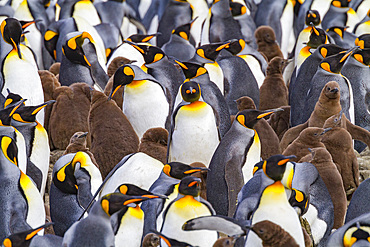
[355,34,370,49]
[4,89,24,108]
[116,183,167,199]
[175,61,208,79]
[230,2,248,17]
[224,39,245,55]
[236,109,283,129]
[181,81,201,103]
[12,100,56,123]
[62,31,94,67]
[109,65,135,99]
[131,44,166,64]
[1,18,22,59]
[331,0,350,8]
[100,193,151,216]
[353,48,370,65]
[150,230,194,247]
[261,154,296,181]
[320,46,358,73]
[0,99,27,126]
[163,162,209,179]
[195,41,231,62]
[126,33,158,43]
[2,222,54,247]
[178,176,201,197]
[0,135,18,167]
[53,158,78,194]
[317,44,347,59]
[305,10,320,26]
[327,26,348,39]
[44,28,59,60]
[172,22,192,41]
[343,223,370,246]
[307,26,328,48]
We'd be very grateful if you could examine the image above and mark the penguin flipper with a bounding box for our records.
[166,102,186,163]
[182,215,247,237]
[225,157,245,217]
[344,116,370,149]
[280,121,308,151]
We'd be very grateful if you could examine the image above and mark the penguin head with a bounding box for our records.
[109,65,135,99]
[12,100,56,123]
[0,135,18,167]
[178,176,201,197]
[331,0,350,8]
[126,33,157,43]
[172,22,192,41]
[224,39,245,55]
[213,237,236,247]
[235,109,283,129]
[248,220,285,243]
[343,222,370,247]
[254,26,277,45]
[175,61,208,79]
[317,44,347,59]
[53,156,78,194]
[320,46,358,73]
[352,48,370,65]
[235,96,256,111]
[141,127,168,146]
[44,28,59,60]
[230,2,248,17]
[355,34,370,49]
[100,193,151,216]
[305,10,320,26]
[69,131,89,146]
[115,183,167,199]
[327,26,347,39]
[0,99,27,126]
[2,222,53,247]
[131,44,165,64]
[322,81,340,100]
[180,81,201,102]
[307,26,328,48]
[1,18,22,59]
[62,31,94,67]
[163,162,209,179]
[195,41,231,62]
[323,111,344,128]
[260,154,296,181]
[4,89,24,109]
[298,127,331,144]
[142,233,160,247]
[266,57,288,75]
[308,147,334,164]
[150,230,194,247]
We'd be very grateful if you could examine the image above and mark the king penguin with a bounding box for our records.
[109,64,170,140]
[207,108,281,217]
[167,80,220,167]
[1,18,45,125]
[160,176,217,247]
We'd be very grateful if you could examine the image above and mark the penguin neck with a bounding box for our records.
[175,194,201,207]
[260,181,289,204]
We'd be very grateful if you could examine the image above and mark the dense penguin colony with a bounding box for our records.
[0,0,370,246]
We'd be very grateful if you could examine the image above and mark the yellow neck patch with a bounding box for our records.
[182,101,206,111]
[175,195,202,208]
[126,79,146,88]
[128,205,144,219]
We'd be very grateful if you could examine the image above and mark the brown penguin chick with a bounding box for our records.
[280,81,342,151]
[212,237,235,247]
[48,83,92,150]
[190,162,208,200]
[232,96,280,159]
[63,131,99,168]
[299,147,346,229]
[89,90,139,179]
[259,57,289,111]
[142,233,160,247]
[38,70,61,145]
[322,114,360,198]
[255,26,284,62]
[267,105,290,140]
[250,220,299,247]
[282,127,328,162]
[138,127,168,164]
[107,56,133,78]
[49,62,61,76]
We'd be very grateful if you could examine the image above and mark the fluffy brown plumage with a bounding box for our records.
[142,233,160,247]
[280,81,342,151]
[107,56,133,78]
[282,127,327,162]
[299,147,346,229]
[63,131,99,168]
[89,90,139,179]
[49,83,92,150]
[212,237,235,247]
[233,96,280,159]
[138,127,168,164]
[255,26,284,62]
[268,105,290,140]
[49,62,61,76]
[259,57,288,111]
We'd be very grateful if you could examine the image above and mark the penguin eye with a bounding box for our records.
[327,87,331,91]
[314,133,318,136]
[226,240,230,245]
[259,229,264,234]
